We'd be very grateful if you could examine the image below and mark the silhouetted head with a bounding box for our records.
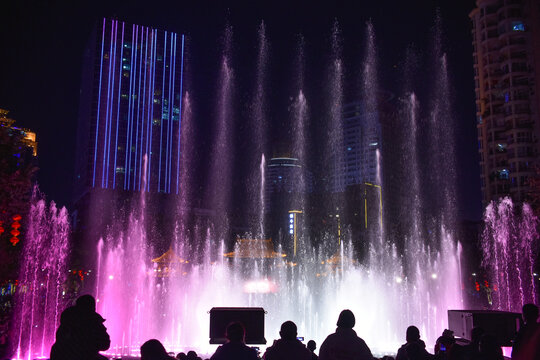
[470,327,485,344]
[279,321,297,340]
[76,294,96,313]
[141,339,169,360]
[186,350,197,359]
[522,303,539,324]
[176,352,187,360]
[226,322,245,343]
[307,340,316,352]
[336,309,355,328]
[406,326,420,342]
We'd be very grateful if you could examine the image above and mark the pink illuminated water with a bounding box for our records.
[12,195,70,360]
[92,21,465,357]
[481,198,538,312]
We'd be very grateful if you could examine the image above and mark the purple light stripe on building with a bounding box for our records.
[148,30,157,192]
[113,22,125,189]
[101,20,113,188]
[125,24,136,189]
[144,29,154,192]
[133,26,144,191]
[127,25,140,190]
[93,18,107,188]
[176,34,185,194]
[138,27,149,191]
[158,31,168,192]
[105,19,118,187]
[168,34,178,193]
[165,34,175,193]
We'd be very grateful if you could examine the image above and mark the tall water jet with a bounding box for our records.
[207,25,235,233]
[12,194,70,360]
[481,198,538,311]
[247,21,269,237]
[323,20,344,255]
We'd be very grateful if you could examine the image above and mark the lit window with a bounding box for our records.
[512,22,525,31]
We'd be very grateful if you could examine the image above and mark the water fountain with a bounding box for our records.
[12,192,70,360]
[481,198,538,312]
[9,19,473,359]
[89,20,465,357]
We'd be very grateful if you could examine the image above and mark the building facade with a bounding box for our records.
[75,18,185,201]
[332,102,381,193]
[470,0,540,205]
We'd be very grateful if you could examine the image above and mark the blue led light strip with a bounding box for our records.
[133,26,144,191]
[176,34,185,194]
[166,34,175,193]
[139,27,149,191]
[144,29,154,192]
[168,34,177,193]
[124,24,136,190]
[104,19,118,188]
[127,25,140,190]
[93,18,106,187]
[148,30,157,192]
[101,20,113,188]
[158,31,167,192]
[113,22,125,189]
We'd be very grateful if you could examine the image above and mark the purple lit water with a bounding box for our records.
[92,21,465,358]
[12,196,70,360]
[481,198,538,311]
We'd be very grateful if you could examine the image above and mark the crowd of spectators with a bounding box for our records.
[49,296,539,360]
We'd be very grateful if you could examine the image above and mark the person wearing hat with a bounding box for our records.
[319,309,373,360]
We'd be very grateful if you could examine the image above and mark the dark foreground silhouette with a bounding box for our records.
[50,295,110,360]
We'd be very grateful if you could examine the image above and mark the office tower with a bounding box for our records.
[470,0,540,204]
[333,101,381,193]
[75,18,185,201]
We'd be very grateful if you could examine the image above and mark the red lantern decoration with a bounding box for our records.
[10,237,19,246]
[12,221,20,229]
[10,229,20,237]
[12,214,22,221]
[475,281,480,292]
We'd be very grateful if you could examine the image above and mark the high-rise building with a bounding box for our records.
[332,102,381,193]
[470,0,540,205]
[75,18,185,201]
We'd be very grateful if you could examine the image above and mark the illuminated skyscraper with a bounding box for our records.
[470,0,540,204]
[75,18,185,200]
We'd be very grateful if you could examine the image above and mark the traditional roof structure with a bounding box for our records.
[224,239,287,259]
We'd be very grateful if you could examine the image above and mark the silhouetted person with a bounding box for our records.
[319,309,373,360]
[396,326,433,360]
[187,350,199,360]
[50,294,110,360]
[434,329,456,360]
[307,340,318,360]
[176,352,187,360]
[263,321,312,360]
[210,322,258,360]
[141,339,176,360]
[478,334,503,360]
[460,327,483,360]
[512,303,539,359]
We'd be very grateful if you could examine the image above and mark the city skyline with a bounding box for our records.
[0,0,480,219]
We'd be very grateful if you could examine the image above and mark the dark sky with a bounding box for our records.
[0,0,481,219]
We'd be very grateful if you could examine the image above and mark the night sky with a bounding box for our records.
[0,0,481,219]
